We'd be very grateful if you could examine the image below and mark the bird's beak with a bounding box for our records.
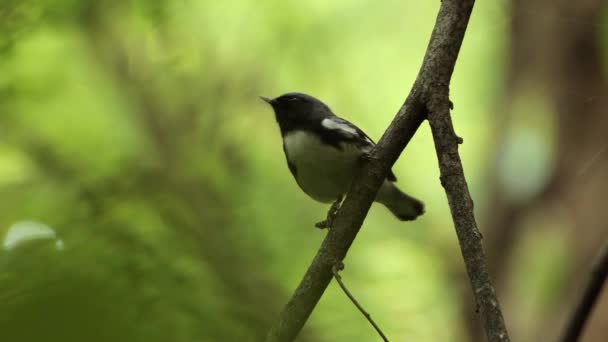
[259,96,273,104]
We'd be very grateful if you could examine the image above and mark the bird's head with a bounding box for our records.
[260,93,332,132]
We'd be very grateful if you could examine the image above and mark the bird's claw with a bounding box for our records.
[315,195,343,229]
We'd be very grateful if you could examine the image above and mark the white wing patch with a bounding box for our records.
[321,118,358,136]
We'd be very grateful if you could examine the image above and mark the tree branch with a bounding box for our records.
[425,66,510,342]
[265,1,510,341]
[560,243,608,342]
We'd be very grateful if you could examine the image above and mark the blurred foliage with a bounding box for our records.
[1,0,596,341]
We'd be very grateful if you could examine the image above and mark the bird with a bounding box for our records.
[260,92,424,222]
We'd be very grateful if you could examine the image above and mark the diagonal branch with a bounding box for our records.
[560,243,608,342]
[426,65,510,342]
[265,1,510,341]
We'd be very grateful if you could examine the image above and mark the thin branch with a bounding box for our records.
[426,79,509,342]
[560,243,608,342]
[265,1,510,341]
[423,3,510,337]
[331,263,390,342]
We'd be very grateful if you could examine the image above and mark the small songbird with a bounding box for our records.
[261,92,424,221]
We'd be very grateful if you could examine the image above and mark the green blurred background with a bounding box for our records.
[1,1,607,341]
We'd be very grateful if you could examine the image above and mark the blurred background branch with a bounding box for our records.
[560,244,608,342]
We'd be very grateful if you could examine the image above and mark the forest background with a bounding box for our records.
[1,1,607,341]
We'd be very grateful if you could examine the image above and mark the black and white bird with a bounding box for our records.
[261,92,424,221]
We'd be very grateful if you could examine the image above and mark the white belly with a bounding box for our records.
[283,131,364,203]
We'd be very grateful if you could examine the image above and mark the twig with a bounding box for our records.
[265,1,511,341]
[331,263,390,342]
[560,243,608,342]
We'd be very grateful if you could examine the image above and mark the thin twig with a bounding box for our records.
[331,263,390,342]
[560,243,608,342]
[576,143,608,178]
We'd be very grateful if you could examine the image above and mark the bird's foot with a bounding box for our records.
[358,152,373,166]
[315,195,343,229]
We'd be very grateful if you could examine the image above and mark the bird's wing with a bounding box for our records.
[320,116,398,182]
[320,116,374,145]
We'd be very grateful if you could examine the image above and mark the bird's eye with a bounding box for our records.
[287,97,299,102]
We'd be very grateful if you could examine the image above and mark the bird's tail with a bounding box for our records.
[376,181,424,221]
